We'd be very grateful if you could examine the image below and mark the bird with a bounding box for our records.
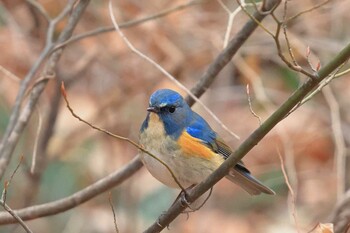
[139,89,275,195]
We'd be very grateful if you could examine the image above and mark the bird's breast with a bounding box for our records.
[139,113,183,187]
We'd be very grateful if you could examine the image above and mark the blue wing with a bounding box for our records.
[185,112,254,175]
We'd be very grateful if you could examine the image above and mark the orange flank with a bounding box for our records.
[177,131,215,159]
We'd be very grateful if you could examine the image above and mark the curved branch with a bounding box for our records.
[0,156,143,224]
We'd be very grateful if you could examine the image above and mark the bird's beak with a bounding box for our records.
[147,106,159,113]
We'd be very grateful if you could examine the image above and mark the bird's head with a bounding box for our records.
[146,89,192,138]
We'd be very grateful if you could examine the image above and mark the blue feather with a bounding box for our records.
[186,112,217,145]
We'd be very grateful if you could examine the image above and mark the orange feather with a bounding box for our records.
[177,131,215,159]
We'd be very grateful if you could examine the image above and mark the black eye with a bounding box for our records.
[168,106,176,113]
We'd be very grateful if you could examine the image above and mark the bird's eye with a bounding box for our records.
[168,106,176,113]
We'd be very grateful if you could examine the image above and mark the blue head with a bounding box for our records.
[142,89,193,139]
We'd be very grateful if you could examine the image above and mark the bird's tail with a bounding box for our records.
[226,165,275,195]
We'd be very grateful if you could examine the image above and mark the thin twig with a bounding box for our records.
[294,59,348,110]
[286,0,330,23]
[306,46,321,74]
[30,105,43,174]
[334,66,350,78]
[0,156,32,233]
[54,0,203,51]
[238,0,318,79]
[108,0,240,140]
[108,192,119,233]
[218,0,259,48]
[277,149,301,233]
[2,156,23,204]
[186,0,280,107]
[236,0,275,37]
[282,0,298,67]
[246,84,262,126]
[0,65,21,82]
[322,85,346,199]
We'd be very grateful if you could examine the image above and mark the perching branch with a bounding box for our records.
[143,40,350,233]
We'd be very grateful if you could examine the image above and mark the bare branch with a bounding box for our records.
[187,0,281,106]
[2,156,23,205]
[282,1,298,67]
[246,84,262,126]
[25,0,51,23]
[218,0,260,48]
[108,192,119,233]
[0,65,21,82]
[277,149,301,233]
[0,156,32,233]
[54,0,203,51]
[286,0,330,23]
[323,86,346,199]
[0,156,143,224]
[30,105,43,174]
[143,39,350,233]
[0,0,91,180]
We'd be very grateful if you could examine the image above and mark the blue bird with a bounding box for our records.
[139,89,275,195]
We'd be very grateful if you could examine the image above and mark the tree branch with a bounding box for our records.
[0,156,143,224]
[185,0,282,105]
[143,40,350,233]
[0,0,91,180]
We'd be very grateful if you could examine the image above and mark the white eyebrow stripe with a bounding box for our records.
[159,103,167,107]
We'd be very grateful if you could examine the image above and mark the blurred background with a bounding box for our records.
[0,0,349,232]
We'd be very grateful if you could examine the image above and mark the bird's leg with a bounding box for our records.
[171,185,196,211]
[182,187,213,214]
[179,186,192,208]
[171,184,195,209]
